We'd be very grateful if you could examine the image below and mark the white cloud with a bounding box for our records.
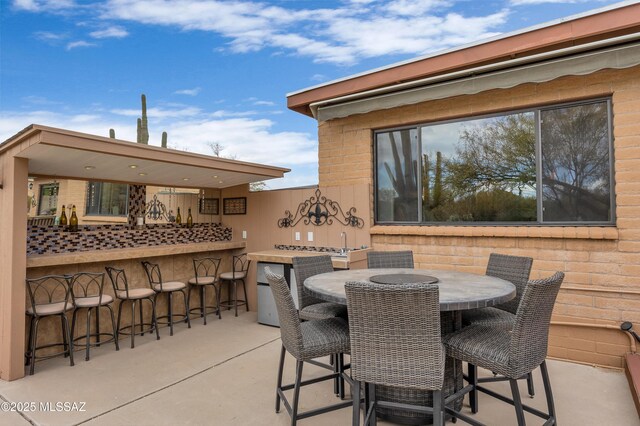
[510,0,583,4]
[34,31,67,41]
[174,87,201,96]
[98,0,508,65]
[110,106,202,119]
[253,100,275,106]
[13,0,77,12]
[66,40,96,50]
[89,25,129,38]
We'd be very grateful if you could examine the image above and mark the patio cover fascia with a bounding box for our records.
[0,124,290,189]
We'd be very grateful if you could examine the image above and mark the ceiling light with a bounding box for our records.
[183,178,190,181]
[138,173,147,176]
[129,165,138,169]
[84,166,95,170]
[213,175,218,178]
[218,181,223,184]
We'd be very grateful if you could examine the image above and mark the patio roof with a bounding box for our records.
[0,125,289,189]
[287,1,640,118]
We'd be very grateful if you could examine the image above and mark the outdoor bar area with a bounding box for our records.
[0,125,288,381]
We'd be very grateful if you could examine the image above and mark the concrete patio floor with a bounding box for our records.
[0,312,637,426]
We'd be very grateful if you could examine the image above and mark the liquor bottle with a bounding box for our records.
[187,208,193,228]
[176,207,182,225]
[69,205,79,232]
[59,205,68,226]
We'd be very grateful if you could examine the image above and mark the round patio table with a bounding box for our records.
[304,268,516,425]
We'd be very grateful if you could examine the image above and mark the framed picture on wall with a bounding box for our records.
[223,197,247,215]
[199,198,219,215]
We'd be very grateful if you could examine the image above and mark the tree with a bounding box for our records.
[207,142,268,191]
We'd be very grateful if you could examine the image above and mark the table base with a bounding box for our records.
[375,312,464,425]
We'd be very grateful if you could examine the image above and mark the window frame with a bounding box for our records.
[373,97,615,226]
[37,183,59,216]
[85,182,129,217]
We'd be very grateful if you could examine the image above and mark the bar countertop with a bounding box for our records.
[27,241,246,268]
[248,248,371,269]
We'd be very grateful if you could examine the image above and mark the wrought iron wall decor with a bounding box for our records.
[145,194,171,221]
[277,189,364,228]
[223,197,247,215]
[200,198,219,215]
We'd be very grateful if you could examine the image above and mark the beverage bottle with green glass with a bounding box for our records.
[69,205,79,232]
[187,208,193,228]
[59,205,68,226]
[176,207,182,225]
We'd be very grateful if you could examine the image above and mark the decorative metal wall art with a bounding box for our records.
[277,189,364,229]
[145,194,171,221]
[200,198,219,215]
[223,197,247,215]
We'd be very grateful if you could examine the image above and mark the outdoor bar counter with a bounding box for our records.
[26,223,246,352]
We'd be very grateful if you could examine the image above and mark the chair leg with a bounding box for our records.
[200,286,206,324]
[338,353,345,399]
[234,280,239,317]
[527,372,535,398]
[540,361,556,422]
[168,291,174,336]
[226,280,232,311]
[367,383,377,426]
[61,314,69,357]
[95,305,101,347]
[291,360,304,426]
[61,314,74,367]
[139,299,145,336]
[85,308,92,361]
[241,279,249,311]
[131,300,137,349]
[468,363,478,413]
[70,309,78,350]
[215,284,222,319]
[151,298,160,340]
[509,378,527,426]
[107,304,119,351]
[276,345,286,413]
[433,389,443,426]
[182,290,191,328]
[352,379,361,426]
[25,315,34,366]
[29,317,40,375]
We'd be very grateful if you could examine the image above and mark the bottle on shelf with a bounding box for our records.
[175,207,182,225]
[59,205,68,226]
[69,205,79,232]
[187,208,193,228]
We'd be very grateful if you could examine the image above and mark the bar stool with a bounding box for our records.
[188,257,222,324]
[219,253,251,317]
[69,272,119,361]
[25,275,75,375]
[141,261,191,336]
[105,266,160,348]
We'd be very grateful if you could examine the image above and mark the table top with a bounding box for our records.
[304,268,516,311]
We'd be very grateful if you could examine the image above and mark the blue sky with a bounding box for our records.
[0,0,628,188]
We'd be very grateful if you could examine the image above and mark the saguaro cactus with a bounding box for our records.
[109,128,116,139]
[138,94,149,145]
[161,131,167,148]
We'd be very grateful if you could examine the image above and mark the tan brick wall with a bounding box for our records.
[317,66,640,369]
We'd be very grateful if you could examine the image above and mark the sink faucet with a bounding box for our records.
[340,232,347,255]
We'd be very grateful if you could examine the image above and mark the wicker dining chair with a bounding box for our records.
[25,275,75,375]
[265,267,352,425]
[292,256,347,321]
[105,266,160,348]
[461,253,534,410]
[142,260,191,336]
[366,250,414,269]
[219,253,251,317]
[188,257,222,324]
[345,280,480,426]
[444,272,565,426]
[69,272,119,361]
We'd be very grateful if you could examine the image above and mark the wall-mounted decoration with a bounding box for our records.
[223,197,247,215]
[145,194,170,221]
[200,198,219,215]
[277,188,364,228]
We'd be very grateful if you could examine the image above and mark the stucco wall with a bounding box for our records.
[316,66,640,368]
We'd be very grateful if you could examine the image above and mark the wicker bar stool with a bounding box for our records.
[188,257,222,324]
[219,253,251,317]
[292,256,347,321]
[142,261,191,336]
[444,272,565,426]
[461,253,534,411]
[25,275,75,375]
[105,266,160,348]
[345,280,479,426]
[69,272,119,361]
[265,267,352,425]
[366,250,414,269]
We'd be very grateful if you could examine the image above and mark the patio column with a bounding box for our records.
[0,153,28,381]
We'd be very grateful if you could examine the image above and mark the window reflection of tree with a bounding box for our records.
[541,102,610,222]
[381,130,419,221]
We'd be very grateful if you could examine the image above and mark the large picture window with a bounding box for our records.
[374,99,614,225]
[86,182,129,216]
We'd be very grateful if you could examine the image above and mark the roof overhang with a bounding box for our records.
[0,125,289,189]
[287,1,640,118]
[313,37,640,122]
